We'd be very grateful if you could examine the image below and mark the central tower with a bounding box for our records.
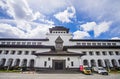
[46,26,72,46]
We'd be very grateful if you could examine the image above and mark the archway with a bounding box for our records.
[111,59,118,67]
[118,59,120,65]
[83,59,89,66]
[104,59,110,67]
[98,59,103,67]
[21,59,27,67]
[14,59,20,66]
[7,58,13,67]
[29,59,34,67]
[91,59,96,67]
[0,58,6,66]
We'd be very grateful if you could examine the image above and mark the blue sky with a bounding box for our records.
[0,0,120,39]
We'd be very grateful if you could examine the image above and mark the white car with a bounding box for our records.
[93,67,108,75]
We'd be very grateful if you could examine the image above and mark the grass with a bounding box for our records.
[110,70,120,74]
[0,70,21,73]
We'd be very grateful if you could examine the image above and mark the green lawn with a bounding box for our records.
[0,70,21,73]
[110,71,120,74]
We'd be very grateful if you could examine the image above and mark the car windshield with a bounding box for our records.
[85,67,91,70]
[98,68,105,70]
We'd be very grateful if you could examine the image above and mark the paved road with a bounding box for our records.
[0,73,119,79]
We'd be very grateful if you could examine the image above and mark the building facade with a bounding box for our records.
[0,26,120,71]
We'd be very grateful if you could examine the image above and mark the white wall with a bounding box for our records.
[68,48,120,67]
[35,56,80,68]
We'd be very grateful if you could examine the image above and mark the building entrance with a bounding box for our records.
[53,60,65,70]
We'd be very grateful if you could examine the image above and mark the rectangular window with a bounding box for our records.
[0,50,2,54]
[87,43,91,46]
[27,42,31,45]
[109,51,114,55]
[44,61,47,67]
[71,61,74,66]
[92,43,96,46]
[112,43,116,46]
[22,42,26,45]
[11,50,15,55]
[25,51,29,55]
[12,42,16,45]
[4,50,9,54]
[31,51,36,55]
[48,58,50,61]
[97,43,101,46]
[102,51,107,55]
[76,43,81,45]
[67,58,70,61]
[96,51,100,55]
[37,42,41,45]
[1,42,5,45]
[32,42,36,45]
[115,51,119,55]
[89,51,93,55]
[107,43,111,46]
[82,51,87,55]
[7,42,10,45]
[82,43,86,46]
[102,43,106,46]
[17,42,21,45]
[18,51,22,55]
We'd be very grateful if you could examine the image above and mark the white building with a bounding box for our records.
[0,26,120,71]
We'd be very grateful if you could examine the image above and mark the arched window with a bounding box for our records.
[14,59,20,66]
[104,59,110,67]
[118,59,120,65]
[111,59,117,67]
[98,59,103,67]
[29,59,34,67]
[0,58,6,66]
[21,59,27,67]
[83,60,89,66]
[7,58,13,67]
[91,59,96,67]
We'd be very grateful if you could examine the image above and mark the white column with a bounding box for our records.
[27,59,29,67]
[12,59,15,66]
[102,59,105,67]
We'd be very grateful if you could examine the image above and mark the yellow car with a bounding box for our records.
[83,67,92,75]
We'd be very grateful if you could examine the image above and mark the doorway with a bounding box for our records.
[53,60,65,70]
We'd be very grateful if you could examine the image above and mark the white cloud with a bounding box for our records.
[94,21,112,37]
[6,0,41,21]
[111,37,120,40]
[73,30,90,39]
[54,6,76,23]
[0,23,54,38]
[0,23,25,38]
[27,25,53,38]
[71,0,120,22]
[27,0,69,14]
[80,21,112,37]
[80,22,96,32]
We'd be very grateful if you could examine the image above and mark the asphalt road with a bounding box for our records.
[0,73,119,79]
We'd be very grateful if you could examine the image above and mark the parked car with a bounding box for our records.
[93,67,108,75]
[82,66,92,75]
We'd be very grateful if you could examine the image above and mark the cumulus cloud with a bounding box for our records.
[0,23,25,38]
[80,22,96,32]
[94,21,112,37]
[80,21,112,37]
[54,6,76,23]
[0,23,54,38]
[73,30,90,39]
